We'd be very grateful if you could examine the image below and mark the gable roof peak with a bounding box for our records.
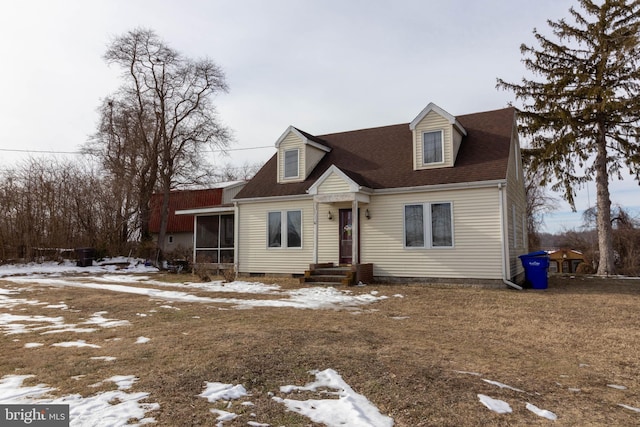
[409,102,467,136]
[306,165,371,195]
[274,125,331,152]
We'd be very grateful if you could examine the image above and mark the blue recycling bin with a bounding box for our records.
[519,251,550,289]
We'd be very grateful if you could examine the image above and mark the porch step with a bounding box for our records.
[303,274,349,283]
[300,264,355,286]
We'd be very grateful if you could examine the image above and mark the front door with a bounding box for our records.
[339,209,353,264]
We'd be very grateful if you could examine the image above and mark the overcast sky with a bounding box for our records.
[0,0,637,233]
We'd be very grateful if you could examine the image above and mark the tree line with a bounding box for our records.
[0,156,260,262]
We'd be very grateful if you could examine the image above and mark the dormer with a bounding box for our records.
[409,102,467,170]
[275,126,331,183]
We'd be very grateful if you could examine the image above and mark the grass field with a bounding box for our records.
[1,271,640,426]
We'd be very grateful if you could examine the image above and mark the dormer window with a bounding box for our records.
[284,149,299,179]
[275,126,331,183]
[423,130,443,164]
[410,103,467,170]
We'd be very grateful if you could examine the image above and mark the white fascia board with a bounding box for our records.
[372,179,507,195]
[409,102,468,136]
[176,206,235,215]
[274,125,297,148]
[307,139,331,152]
[233,193,313,204]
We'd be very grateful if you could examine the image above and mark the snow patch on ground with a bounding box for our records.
[199,383,249,402]
[275,369,394,427]
[526,402,558,420]
[482,379,525,393]
[51,340,101,348]
[0,374,158,426]
[478,394,512,414]
[198,369,393,427]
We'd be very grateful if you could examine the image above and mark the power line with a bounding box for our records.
[0,145,274,156]
[0,148,85,155]
[214,145,272,152]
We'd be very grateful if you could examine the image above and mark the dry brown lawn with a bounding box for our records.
[1,273,640,426]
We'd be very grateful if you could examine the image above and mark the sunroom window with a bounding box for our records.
[195,214,234,263]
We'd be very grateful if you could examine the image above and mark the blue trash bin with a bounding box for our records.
[519,251,550,289]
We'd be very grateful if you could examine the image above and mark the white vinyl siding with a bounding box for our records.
[317,172,351,194]
[305,145,327,177]
[512,204,517,247]
[237,199,315,274]
[504,126,527,278]
[359,187,503,279]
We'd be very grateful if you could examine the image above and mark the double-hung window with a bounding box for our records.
[404,202,453,248]
[268,210,302,248]
[423,130,443,164]
[284,149,299,178]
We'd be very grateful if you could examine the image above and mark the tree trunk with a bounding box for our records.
[595,130,615,276]
[156,184,171,263]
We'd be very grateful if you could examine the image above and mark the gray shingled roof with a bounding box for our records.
[235,107,516,199]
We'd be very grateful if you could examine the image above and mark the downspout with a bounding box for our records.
[499,183,522,290]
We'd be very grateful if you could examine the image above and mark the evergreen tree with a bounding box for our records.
[498,0,640,276]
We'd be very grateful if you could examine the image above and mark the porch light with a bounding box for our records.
[365,209,371,219]
[328,211,333,220]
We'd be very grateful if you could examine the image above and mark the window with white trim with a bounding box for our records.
[268,210,302,248]
[284,149,299,178]
[404,202,453,248]
[423,130,443,164]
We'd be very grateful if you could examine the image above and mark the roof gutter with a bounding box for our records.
[373,179,507,196]
[498,182,522,290]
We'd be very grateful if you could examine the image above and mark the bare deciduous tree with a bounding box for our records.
[89,28,231,260]
[213,161,264,182]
